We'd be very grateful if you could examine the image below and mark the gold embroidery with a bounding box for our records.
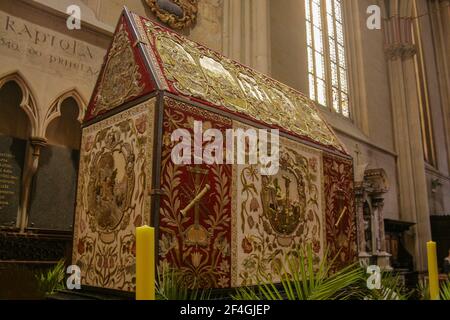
[232,122,325,287]
[73,100,155,291]
[143,21,345,152]
[181,166,211,247]
[94,23,144,116]
[86,126,136,243]
[145,0,198,30]
[261,148,309,246]
[159,97,232,288]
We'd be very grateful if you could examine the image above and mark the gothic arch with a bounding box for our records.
[42,88,87,137]
[0,71,40,137]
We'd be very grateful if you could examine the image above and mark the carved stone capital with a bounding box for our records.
[385,43,417,61]
[30,136,48,157]
[364,168,389,194]
[383,15,417,61]
[30,136,47,147]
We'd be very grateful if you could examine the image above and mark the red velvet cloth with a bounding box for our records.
[323,154,357,270]
[158,97,233,288]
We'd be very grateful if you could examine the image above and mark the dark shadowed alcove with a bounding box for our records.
[28,97,81,232]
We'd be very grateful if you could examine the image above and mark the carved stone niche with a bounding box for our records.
[355,168,392,270]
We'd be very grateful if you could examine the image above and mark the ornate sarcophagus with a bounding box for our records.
[72,8,356,292]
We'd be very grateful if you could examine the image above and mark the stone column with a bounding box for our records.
[355,184,370,266]
[251,0,270,74]
[17,137,47,232]
[403,49,432,271]
[355,185,366,253]
[222,0,270,74]
[371,200,378,255]
[372,197,382,253]
[372,196,392,270]
[439,0,450,65]
[430,0,450,169]
[222,0,242,62]
[384,14,432,271]
[440,0,450,168]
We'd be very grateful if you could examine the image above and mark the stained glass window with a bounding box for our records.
[305,0,350,118]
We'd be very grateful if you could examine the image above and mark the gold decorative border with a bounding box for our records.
[139,19,170,91]
[93,22,145,116]
[131,12,150,46]
[164,96,232,126]
[139,18,346,153]
[230,120,325,287]
[72,98,156,269]
[230,162,238,286]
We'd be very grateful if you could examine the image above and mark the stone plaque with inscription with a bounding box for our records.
[0,12,104,85]
[28,145,79,231]
[0,134,25,227]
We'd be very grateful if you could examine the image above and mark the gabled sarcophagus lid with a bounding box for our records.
[73,8,356,293]
[85,8,347,156]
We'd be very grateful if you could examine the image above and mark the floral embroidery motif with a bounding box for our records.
[73,101,155,292]
[159,97,232,288]
[323,154,357,270]
[232,131,324,287]
[93,21,145,117]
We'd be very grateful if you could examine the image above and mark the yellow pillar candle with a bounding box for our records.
[427,241,440,300]
[136,225,155,300]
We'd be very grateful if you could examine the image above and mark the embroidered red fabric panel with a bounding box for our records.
[323,154,357,270]
[159,97,232,288]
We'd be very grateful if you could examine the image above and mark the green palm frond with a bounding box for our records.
[416,279,430,300]
[440,280,450,300]
[155,264,211,300]
[358,271,411,300]
[35,260,66,296]
[232,246,365,300]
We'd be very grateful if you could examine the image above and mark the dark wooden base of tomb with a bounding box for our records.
[48,285,279,301]
[0,230,72,299]
[49,288,134,301]
[0,230,72,262]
